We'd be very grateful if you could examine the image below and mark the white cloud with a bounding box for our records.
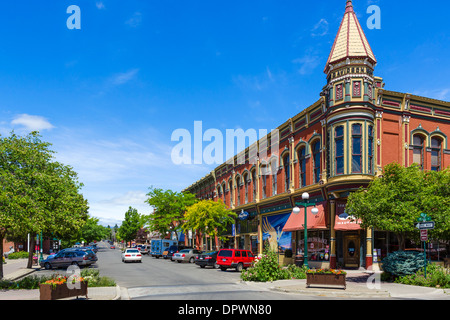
[292,55,321,75]
[110,68,139,86]
[96,2,105,10]
[11,114,55,132]
[311,19,329,37]
[125,12,142,28]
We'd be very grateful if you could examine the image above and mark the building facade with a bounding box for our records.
[183,0,450,270]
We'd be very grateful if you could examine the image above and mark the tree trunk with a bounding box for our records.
[27,238,36,269]
[396,232,406,251]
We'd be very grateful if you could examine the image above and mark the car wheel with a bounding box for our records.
[236,263,243,272]
[214,262,219,269]
[71,261,79,267]
[189,257,195,263]
[44,262,52,270]
[220,266,227,271]
[200,265,205,268]
[177,260,181,263]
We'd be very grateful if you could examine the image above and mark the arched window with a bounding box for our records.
[298,147,306,187]
[251,169,257,202]
[217,185,222,202]
[222,183,226,203]
[431,137,442,172]
[352,124,362,173]
[261,164,267,199]
[229,180,234,207]
[236,176,241,206]
[368,125,374,174]
[312,140,321,183]
[335,126,344,175]
[270,159,277,196]
[283,154,290,191]
[243,173,249,204]
[412,135,425,169]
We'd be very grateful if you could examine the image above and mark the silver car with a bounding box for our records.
[40,250,97,270]
[172,249,202,263]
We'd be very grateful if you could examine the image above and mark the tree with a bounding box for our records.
[0,132,89,276]
[78,217,110,244]
[346,163,450,250]
[182,199,237,249]
[118,207,144,246]
[145,187,197,240]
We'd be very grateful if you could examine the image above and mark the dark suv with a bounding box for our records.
[216,249,254,272]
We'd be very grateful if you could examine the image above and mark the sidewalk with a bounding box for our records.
[1,261,449,300]
[245,270,450,300]
[0,258,121,300]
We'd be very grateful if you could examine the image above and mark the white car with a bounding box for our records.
[122,248,142,263]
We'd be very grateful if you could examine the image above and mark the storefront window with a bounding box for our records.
[296,230,330,261]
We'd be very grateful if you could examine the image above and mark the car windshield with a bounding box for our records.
[179,249,190,253]
[126,249,139,253]
[168,246,177,250]
[218,250,233,257]
[204,251,217,255]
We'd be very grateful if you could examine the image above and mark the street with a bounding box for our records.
[94,242,308,300]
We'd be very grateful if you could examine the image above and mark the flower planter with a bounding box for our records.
[39,282,88,300]
[306,273,346,289]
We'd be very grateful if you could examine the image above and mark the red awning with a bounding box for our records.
[334,202,361,231]
[282,202,327,232]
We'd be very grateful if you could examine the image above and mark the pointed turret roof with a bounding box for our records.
[324,0,377,73]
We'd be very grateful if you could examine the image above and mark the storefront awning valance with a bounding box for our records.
[334,201,361,231]
[282,202,327,232]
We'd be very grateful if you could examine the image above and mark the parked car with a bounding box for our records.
[216,249,255,272]
[172,249,202,263]
[110,245,116,249]
[165,245,192,260]
[195,251,219,269]
[140,245,150,255]
[40,250,97,270]
[122,248,142,263]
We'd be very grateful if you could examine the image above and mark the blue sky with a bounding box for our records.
[1,0,449,226]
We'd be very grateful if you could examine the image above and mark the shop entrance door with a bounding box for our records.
[344,235,360,268]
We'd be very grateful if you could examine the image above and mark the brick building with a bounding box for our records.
[183,0,450,270]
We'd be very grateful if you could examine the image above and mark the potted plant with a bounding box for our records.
[306,269,347,289]
[39,275,88,300]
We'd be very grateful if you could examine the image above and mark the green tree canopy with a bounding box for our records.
[346,163,450,249]
[0,132,89,275]
[145,187,197,239]
[118,207,144,245]
[181,200,236,246]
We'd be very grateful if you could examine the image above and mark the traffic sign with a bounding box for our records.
[416,221,435,230]
[420,230,428,241]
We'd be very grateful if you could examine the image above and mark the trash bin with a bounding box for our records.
[295,255,304,267]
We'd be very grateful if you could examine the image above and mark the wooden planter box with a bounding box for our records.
[306,273,346,290]
[39,282,88,300]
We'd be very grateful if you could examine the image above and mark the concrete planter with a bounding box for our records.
[306,273,346,289]
[39,282,88,300]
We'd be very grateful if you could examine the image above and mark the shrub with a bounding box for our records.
[381,251,425,276]
[241,245,308,282]
[395,264,450,288]
[7,252,29,260]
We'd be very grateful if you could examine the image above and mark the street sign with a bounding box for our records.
[416,221,435,230]
[420,230,428,241]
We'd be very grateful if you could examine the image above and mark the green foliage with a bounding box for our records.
[6,252,29,260]
[240,245,308,282]
[0,270,116,290]
[182,200,237,240]
[347,163,450,248]
[145,187,197,238]
[118,207,144,243]
[80,269,116,287]
[394,264,450,288]
[381,251,425,276]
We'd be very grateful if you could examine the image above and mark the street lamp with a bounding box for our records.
[294,192,319,269]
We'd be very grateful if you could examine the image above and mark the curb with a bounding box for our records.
[270,286,391,298]
[113,285,121,300]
